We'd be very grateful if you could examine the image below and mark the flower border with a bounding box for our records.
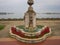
[9,26,51,43]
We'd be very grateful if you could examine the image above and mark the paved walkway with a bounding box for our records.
[0,36,60,45]
[0,25,9,38]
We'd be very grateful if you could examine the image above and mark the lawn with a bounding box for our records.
[17,25,44,32]
[0,25,5,30]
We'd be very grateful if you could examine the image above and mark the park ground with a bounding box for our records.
[0,20,60,38]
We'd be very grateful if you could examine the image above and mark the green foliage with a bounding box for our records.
[17,25,44,32]
[0,25,5,30]
[37,25,44,28]
[17,25,25,30]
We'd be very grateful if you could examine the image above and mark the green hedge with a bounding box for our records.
[0,25,5,30]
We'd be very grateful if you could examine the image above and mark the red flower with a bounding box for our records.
[11,27,16,34]
[11,27,25,38]
[44,27,50,33]
[16,30,25,37]
[40,30,45,36]
[40,27,50,36]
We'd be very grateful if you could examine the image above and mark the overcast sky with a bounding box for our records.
[0,0,60,15]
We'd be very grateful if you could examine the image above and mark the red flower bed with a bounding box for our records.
[45,27,50,33]
[11,27,17,34]
[11,27,25,38]
[40,27,50,36]
[32,27,50,38]
[11,26,50,39]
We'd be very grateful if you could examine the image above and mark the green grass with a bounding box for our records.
[0,25,5,30]
[37,25,44,28]
[17,25,44,32]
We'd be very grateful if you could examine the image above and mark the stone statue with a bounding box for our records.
[24,0,36,31]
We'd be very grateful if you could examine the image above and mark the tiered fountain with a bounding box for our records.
[10,0,51,43]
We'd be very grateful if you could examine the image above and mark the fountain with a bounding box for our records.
[10,0,51,43]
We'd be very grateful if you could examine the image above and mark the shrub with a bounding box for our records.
[0,25,5,30]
